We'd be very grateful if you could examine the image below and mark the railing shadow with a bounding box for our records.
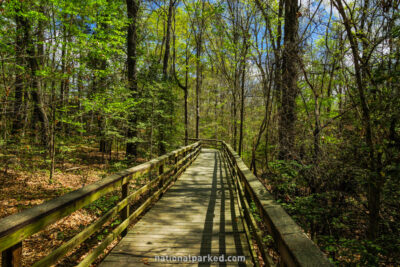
[199,150,245,267]
[218,152,226,267]
[199,151,218,267]
[222,152,245,267]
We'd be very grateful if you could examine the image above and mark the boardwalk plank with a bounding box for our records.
[100,149,253,267]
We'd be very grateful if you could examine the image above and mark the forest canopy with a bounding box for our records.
[0,0,399,265]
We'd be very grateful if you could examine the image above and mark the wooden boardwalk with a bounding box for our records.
[100,149,253,266]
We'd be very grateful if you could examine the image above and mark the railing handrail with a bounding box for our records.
[0,139,332,267]
[0,142,201,258]
[187,138,221,142]
[188,138,332,267]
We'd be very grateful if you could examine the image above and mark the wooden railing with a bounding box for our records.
[0,142,201,267]
[192,138,332,267]
[187,138,221,149]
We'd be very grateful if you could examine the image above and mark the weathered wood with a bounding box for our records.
[0,174,130,252]
[121,182,129,237]
[31,162,176,267]
[100,149,253,267]
[230,154,275,267]
[75,146,201,266]
[0,139,331,267]
[158,163,164,188]
[187,138,221,142]
[1,242,22,267]
[222,142,333,267]
[187,138,221,149]
[0,142,199,258]
[174,155,177,175]
[77,164,182,267]
[229,164,260,267]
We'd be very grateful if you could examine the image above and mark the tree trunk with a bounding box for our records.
[194,1,205,139]
[238,62,245,156]
[195,38,202,139]
[184,54,189,145]
[278,0,299,160]
[126,0,140,158]
[238,38,249,156]
[232,92,237,150]
[162,0,174,79]
[334,0,382,240]
[158,0,175,155]
[172,14,189,146]
[11,5,26,136]
[23,8,50,147]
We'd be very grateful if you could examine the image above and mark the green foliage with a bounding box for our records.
[0,0,399,265]
[250,201,261,223]
[86,195,119,215]
[267,160,311,197]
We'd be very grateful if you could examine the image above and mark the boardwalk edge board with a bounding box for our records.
[0,139,333,267]
[0,142,200,267]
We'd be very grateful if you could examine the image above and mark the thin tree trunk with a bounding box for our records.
[195,39,201,139]
[194,1,205,139]
[12,6,26,136]
[238,39,249,156]
[49,81,56,183]
[238,63,245,156]
[334,0,381,240]
[172,14,189,146]
[184,54,189,145]
[162,0,174,79]
[233,92,237,150]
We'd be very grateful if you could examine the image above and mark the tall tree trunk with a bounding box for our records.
[238,63,245,156]
[278,0,299,160]
[24,15,50,147]
[334,0,382,240]
[195,38,202,139]
[59,19,70,135]
[158,0,175,155]
[126,0,140,158]
[232,92,237,150]
[184,48,189,145]
[162,0,174,79]
[11,5,26,136]
[194,1,205,139]
[172,15,189,146]
[60,23,67,105]
[250,76,272,175]
[96,11,111,155]
[238,39,249,157]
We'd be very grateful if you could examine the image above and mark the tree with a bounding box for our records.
[278,0,300,160]
[126,0,140,158]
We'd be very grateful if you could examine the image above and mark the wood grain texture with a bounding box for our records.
[100,149,253,267]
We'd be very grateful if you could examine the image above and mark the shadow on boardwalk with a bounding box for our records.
[99,149,252,267]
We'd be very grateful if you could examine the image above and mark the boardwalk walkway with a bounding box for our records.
[100,149,252,266]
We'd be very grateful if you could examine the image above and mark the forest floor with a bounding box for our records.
[0,142,134,266]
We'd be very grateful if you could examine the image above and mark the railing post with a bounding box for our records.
[159,163,164,186]
[2,242,22,267]
[174,154,178,176]
[121,182,129,237]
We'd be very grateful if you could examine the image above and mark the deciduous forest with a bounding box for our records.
[0,0,399,266]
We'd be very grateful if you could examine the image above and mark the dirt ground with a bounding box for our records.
[0,145,129,266]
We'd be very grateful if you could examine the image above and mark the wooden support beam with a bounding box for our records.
[1,242,22,267]
[121,182,129,237]
[0,142,200,264]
